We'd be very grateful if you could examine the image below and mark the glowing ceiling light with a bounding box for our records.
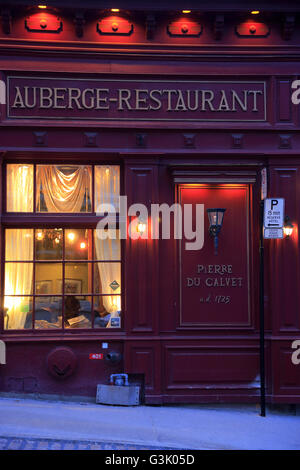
[111,8,120,12]
[38,5,47,8]
[251,10,260,15]
[80,242,86,249]
[182,10,191,14]
[36,231,43,240]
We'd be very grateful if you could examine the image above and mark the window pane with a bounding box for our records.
[7,164,33,212]
[5,229,33,261]
[36,228,63,260]
[4,296,33,330]
[36,165,92,213]
[94,230,120,260]
[5,263,33,295]
[35,263,63,294]
[93,296,121,328]
[65,263,90,294]
[95,165,120,213]
[94,263,121,294]
[34,297,62,329]
[65,229,91,260]
[64,295,91,329]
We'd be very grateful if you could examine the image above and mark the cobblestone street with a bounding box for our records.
[0,436,177,451]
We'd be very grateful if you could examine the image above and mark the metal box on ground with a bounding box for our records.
[96,374,141,406]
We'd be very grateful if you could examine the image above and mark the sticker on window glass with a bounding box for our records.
[110,317,120,328]
[109,280,120,291]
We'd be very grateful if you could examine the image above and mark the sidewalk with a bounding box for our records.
[0,396,299,450]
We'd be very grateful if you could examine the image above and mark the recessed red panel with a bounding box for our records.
[236,21,270,37]
[25,12,62,33]
[179,184,251,327]
[167,19,202,37]
[97,16,133,36]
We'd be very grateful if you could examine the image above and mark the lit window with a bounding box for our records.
[4,164,121,331]
[4,228,121,330]
[6,164,120,214]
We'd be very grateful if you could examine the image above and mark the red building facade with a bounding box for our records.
[0,0,300,404]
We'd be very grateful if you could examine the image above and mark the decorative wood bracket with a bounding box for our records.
[213,14,224,40]
[183,134,196,148]
[33,131,47,146]
[136,133,147,148]
[282,15,295,40]
[1,9,11,35]
[231,133,243,149]
[84,132,99,147]
[279,134,292,149]
[146,14,156,40]
[74,11,85,38]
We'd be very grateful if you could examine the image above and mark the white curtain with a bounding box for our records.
[95,166,120,213]
[36,165,92,212]
[7,164,33,212]
[94,230,121,327]
[5,229,33,329]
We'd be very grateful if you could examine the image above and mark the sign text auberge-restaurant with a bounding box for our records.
[7,76,266,122]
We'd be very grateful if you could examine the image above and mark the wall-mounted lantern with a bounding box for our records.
[283,215,294,239]
[207,208,226,255]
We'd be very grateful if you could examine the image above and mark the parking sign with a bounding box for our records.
[263,198,285,229]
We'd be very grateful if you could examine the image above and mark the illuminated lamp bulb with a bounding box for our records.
[105,167,110,175]
[111,8,120,12]
[38,5,47,8]
[54,237,60,244]
[251,10,260,14]
[137,221,146,235]
[283,216,294,239]
[67,232,75,242]
[36,231,43,240]
[80,242,86,249]
[182,10,191,14]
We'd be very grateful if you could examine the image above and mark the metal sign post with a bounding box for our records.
[259,197,285,416]
[259,200,266,417]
